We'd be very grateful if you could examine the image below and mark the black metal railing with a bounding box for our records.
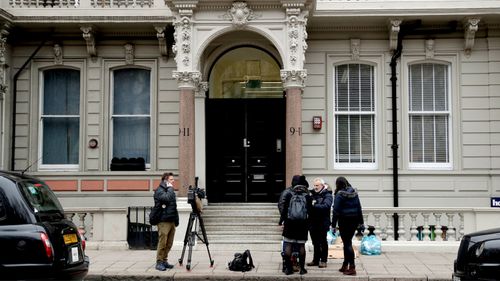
[127,206,158,250]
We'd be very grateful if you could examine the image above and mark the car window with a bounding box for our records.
[18,181,64,214]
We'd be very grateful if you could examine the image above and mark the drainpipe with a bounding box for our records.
[11,39,48,171]
[390,29,405,240]
[389,20,457,240]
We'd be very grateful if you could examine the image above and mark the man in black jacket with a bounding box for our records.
[154,172,179,271]
[307,178,333,268]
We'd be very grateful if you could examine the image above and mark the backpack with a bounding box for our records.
[149,203,162,225]
[228,249,255,272]
[287,191,308,221]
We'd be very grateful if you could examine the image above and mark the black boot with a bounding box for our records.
[284,260,293,275]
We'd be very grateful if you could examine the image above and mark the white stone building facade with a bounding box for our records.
[0,1,499,236]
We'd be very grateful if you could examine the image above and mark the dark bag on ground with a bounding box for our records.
[287,192,308,221]
[228,249,255,272]
[149,204,162,225]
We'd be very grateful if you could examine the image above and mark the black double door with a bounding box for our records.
[206,98,285,202]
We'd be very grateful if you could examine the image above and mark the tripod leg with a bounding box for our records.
[197,214,214,266]
[179,212,195,265]
[186,216,197,270]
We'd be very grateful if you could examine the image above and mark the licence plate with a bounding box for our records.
[70,246,80,263]
[63,233,78,244]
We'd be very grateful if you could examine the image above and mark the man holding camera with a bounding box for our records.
[154,172,179,271]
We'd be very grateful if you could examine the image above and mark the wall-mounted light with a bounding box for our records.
[313,116,322,130]
[88,138,98,149]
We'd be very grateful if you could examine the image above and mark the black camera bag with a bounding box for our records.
[228,249,254,272]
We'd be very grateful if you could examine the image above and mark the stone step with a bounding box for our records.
[195,242,283,252]
[202,209,279,216]
[203,234,283,244]
[200,203,282,245]
[204,224,280,232]
[205,229,281,235]
[207,203,277,208]
[201,216,279,224]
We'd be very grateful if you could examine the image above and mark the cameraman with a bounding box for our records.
[154,172,179,271]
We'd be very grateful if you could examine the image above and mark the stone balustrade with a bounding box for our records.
[361,208,465,242]
[64,206,499,249]
[8,0,159,8]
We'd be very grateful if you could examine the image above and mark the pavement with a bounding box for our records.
[84,243,457,281]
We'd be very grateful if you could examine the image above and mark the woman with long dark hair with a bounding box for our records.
[331,176,364,276]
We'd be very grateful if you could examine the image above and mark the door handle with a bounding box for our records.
[243,138,251,148]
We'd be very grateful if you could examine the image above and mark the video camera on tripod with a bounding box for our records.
[187,177,205,213]
[179,177,213,270]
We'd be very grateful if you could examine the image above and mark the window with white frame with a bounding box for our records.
[408,63,450,168]
[111,68,151,163]
[40,68,80,167]
[334,63,376,168]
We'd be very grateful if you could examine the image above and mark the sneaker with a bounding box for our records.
[155,261,166,271]
[299,268,308,275]
[318,262,327,268]
[306,261,319,266]
[162,261,175,269]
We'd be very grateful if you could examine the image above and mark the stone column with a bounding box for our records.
[281,3,308,183]
[281,70,307,184]
[194,82,208,189]
[173,71,200,196]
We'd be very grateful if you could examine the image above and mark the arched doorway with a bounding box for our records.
[206,47,285,202]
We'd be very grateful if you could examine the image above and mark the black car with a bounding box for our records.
[0,171,89,280]
[453,227,500,281]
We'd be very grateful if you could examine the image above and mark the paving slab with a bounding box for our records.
[84,244,455,281]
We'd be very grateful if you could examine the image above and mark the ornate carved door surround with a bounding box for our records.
[166,0,310,195]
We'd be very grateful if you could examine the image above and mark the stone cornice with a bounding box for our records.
[194,0,285,10]
[306,23,387,33]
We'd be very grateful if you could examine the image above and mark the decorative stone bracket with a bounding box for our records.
[54,44,63,65]
[154,25,168,59]
[464,17,480,57]
[80,25,97,58]
[124,43,134,65]
[351,39,360,60]
[0,23,10,100]
[425,39,435,59]
[389,19,402,51]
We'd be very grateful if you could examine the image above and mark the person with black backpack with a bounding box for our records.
[280,177,312,275]
[278,175,305,273]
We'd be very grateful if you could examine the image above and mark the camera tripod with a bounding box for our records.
[178,209,214,270]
